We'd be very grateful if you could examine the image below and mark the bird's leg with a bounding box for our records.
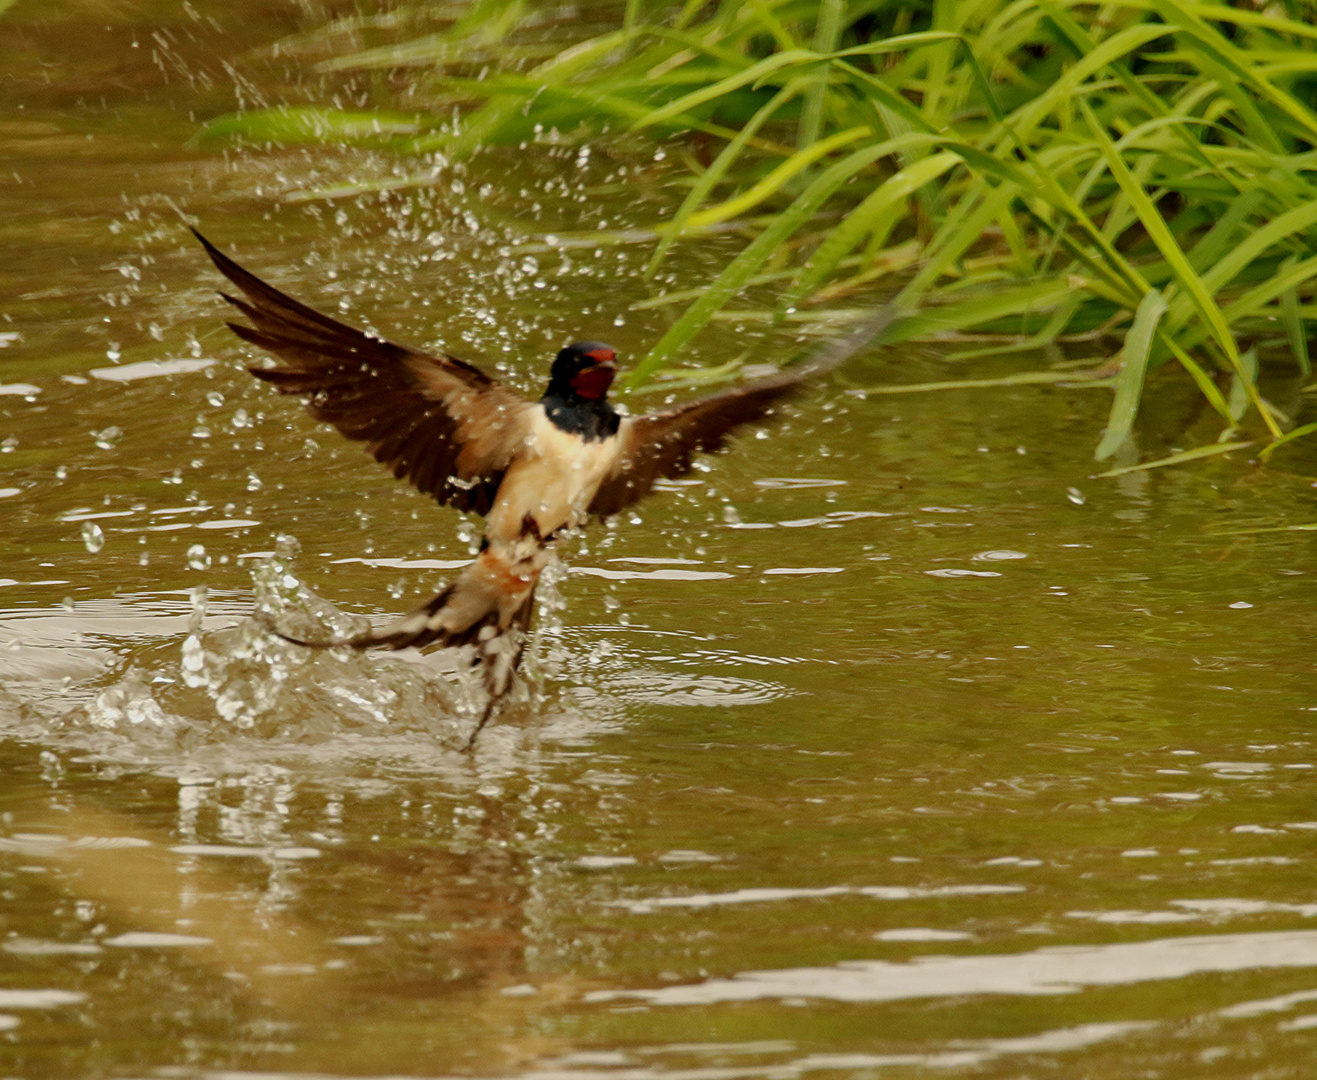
[463,629,512,751]
[462,694,501,753]
[462,622,533,751]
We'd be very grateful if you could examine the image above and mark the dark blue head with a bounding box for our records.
[546,341,618,403]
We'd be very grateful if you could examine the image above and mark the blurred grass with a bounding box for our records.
[199,0,1317,463]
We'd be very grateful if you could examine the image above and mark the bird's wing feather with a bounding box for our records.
[588,308,895,518]
[196,230,533,515]
[588,376,803,518]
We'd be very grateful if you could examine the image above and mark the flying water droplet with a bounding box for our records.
[81,522,105,553]
[180,633,207,687]
[189,585,208,634]
[186,544,210,570]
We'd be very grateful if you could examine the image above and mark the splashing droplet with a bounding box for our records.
[186,544,211,571]
[81,522,105,553]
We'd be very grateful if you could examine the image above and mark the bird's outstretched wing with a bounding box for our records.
[195,230,534,516]
[588,308,894,518]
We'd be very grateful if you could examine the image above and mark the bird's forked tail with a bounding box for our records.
[269,551,541,748]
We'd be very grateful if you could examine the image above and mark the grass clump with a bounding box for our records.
[203,0,1317,464]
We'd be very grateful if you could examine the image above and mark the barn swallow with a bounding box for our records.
[194,229,890,747]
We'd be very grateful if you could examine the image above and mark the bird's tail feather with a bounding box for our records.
[271,578,537,654]
[267,561,540,748]
[268,582,459,651]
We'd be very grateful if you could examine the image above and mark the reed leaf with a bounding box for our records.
[631,141,895,382]
[1095,441,1255,478]
[206,0,1317,467]
[1095,289,1168,462]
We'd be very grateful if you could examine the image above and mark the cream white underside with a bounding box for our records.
[485,405,623,547]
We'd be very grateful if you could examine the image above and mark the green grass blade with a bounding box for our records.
[799,0,844,148]
[633,49,819,131]
[1197,201,1317,298]
[1260,422,1317,461]
[1095,441,1254,478]
[1149,0,1317,144]
[936,135,1149,304]
[1190,1,1317,42]
[646,82,803,275]
[1186,187,1268,274]
[860,370,1080,395]
[1004,23,1177,146]
[831,61,939,135]
[1227,347,1259,424]
[894,181,1021,310]
[683,125,873,231]
[1077,97,1280,437]
[1220,252,1317,329]
[782,148,963,310]
[1035,0,1182,120]
[442,28,637,155]
[630,142,894,384]
[1095,289,1168,461]
[881,278,1078,343]
[1280,258,1312,378]
[1162,336,1234,422]
[829,31,977,60]
[195,107,420,147]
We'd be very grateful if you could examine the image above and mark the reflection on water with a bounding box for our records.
[5,0,1317,1076]
[590,930,1317,1006]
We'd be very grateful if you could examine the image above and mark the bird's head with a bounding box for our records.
[547,341,618,403]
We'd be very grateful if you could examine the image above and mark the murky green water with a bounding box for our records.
[5,3,1317,1078]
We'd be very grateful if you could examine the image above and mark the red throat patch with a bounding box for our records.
[571,363,616,400]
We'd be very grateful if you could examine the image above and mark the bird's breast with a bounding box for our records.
[485,407,620,545]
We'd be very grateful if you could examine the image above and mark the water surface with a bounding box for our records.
[4,3,1317,1078]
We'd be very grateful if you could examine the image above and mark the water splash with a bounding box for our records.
[80,538,472,747]
[81,522,105,554]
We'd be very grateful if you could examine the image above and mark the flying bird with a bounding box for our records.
[194,230,890,747]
